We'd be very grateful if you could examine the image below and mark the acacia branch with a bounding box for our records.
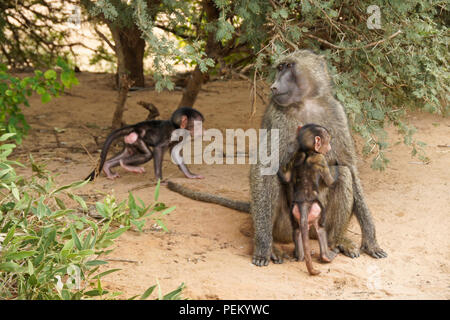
[306,30,403,51]
[94,27,116,51]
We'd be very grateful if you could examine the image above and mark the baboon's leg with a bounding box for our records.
[299,203,320,276]
[324,165,360,258]
[119,140,153,174]
[291,205,304,261]
[119,149,153,174]
[152,146,167,180]
[103,148,133,179]
[251,169,276,267]
[314,219,337,263]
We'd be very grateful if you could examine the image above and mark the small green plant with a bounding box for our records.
[93,180,176,233]
[0,133,180,299]
[0,58,78,144]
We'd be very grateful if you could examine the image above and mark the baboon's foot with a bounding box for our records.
[361,241,388,259]
[270,246,285,264]
[308,268,321,276]
[293,249,305,262]
[119,160,145,174]
[320,250,337,263]
[187,174,204,179]
[252,254,270,267]
[103,168,120,180]
[332,238,360,258]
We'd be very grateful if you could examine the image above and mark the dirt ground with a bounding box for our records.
[12,72,450,300]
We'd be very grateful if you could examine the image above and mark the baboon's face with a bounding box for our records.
[270,62,303,107]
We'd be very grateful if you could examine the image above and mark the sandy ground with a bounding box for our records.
[12,72,450,299]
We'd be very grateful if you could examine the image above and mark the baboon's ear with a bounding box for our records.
[180,115,188,129]
[314,136,322,152]
[296,125,303,134]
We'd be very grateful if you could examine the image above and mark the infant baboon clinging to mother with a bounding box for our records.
[278,124,337,275]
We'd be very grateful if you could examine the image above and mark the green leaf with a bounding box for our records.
[41,92,52,103]
[0,133,16,141]
[154,179,160,201]
[105,226,130,240]
[140,285,157,300]
[0,262,20,272]
[279,8,288,19]
[94,268,121,279]
[69,194,88,211]
[51,180,88,195]
[55,197,66,209]
[85,260,108,267]
[36,86,46,95]
[161,206,176,215]
[27,260,34,275]
[3,224,16,246]
[84,289,109,297]
[5,250,37,260]
[44,70,57,80]
[70,226,83,250]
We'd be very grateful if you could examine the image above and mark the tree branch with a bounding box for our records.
[306,30,403,51]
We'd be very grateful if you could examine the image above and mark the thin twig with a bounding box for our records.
[94,26,116,52]
[80,143,96,165]
[105,258,139,264]
[306,30,403,51]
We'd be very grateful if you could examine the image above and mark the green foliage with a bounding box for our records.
[0,134,180,299]
[0,59,78,144]
[230,0,448,169]
[93,180,175,233]
[0,0,78,69]
[88,43,117,73]
[84,0,215,92]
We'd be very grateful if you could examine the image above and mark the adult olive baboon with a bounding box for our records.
[251,50,386,266]
[168,50,387,266]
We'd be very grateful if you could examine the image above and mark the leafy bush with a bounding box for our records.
[221,0,449,169]
[0,134,180,299]
[0,58,78,144]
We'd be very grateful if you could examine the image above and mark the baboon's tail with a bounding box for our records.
[167,181,250,213]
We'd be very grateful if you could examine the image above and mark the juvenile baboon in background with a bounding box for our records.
[278,123,337,275]
[85,107,205,181]
[251,50,387,266]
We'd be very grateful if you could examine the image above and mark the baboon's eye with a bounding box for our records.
[277,64,284,71]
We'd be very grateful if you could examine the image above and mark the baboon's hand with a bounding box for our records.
[252,255,270,267]
[361,243,387,259]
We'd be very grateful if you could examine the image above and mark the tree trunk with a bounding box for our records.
[109,25,132,129]
[114,26,145,89]
[112,74,132,129]
[120,27,145,87]
[178,66,207,107]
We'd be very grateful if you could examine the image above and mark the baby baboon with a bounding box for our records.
[85,107,205,181]
[278,124,337,275]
